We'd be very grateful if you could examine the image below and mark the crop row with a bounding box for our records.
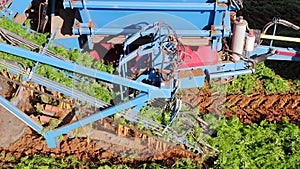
[210,61,300,95]
[0,17,114,103]
[205,115,300,168]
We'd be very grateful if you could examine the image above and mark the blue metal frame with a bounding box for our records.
[251,45,300,61]
[1,0,300,150]
[0,96,43,133]
[0,0,31,19]
[0,42,172,99]
[44,93,149,147]
[56,0,236,51]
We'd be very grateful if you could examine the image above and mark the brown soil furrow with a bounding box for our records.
[195,89,300,124]
[276,95,290,108]
[238,96,259,108]
[251,97,268,108]
[226,95,243,107]
[291,98,300,109]
[200,96,228,114]
[286,96,300,109]
[199,97,214,108]
[269,109,282,121]
[0,128,197,167]
[262,96,279,109]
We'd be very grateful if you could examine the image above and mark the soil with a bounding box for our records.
[2,76,300,167]
[1,0,300,166]
[181,87,300,125]
[0,78,28,148]
[0,128,198,168]
[0,75,199,168]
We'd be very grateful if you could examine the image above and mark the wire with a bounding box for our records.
[156,21,185,81]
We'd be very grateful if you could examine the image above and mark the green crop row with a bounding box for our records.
[205,115,300,168]
[0,17,114,103]
[211,62,296,95]
[6,154,199,169]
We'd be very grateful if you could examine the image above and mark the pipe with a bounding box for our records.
[261,34,300,43]
[209,69,254,79]
[251,49,276,65]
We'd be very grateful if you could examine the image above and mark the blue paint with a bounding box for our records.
[44,93,149,147]
[0,96,43,133]
[0,42,171,99]
[0,0,31,18]
[61,0,236,50]
[178,71,206,89]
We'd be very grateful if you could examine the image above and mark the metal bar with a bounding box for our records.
[178,61,247,74]
[209,69,255,79]
[162,99,181,134]
[254,45,300,62]
[63,1,229,11]
[119,47,154,66]
[123,23,157,46]
[0,95,43,133]
[269,21,277,47]
[275,50,300,57]
[51,0,56,16]
[44,93,149,138]
[0,42,170,98]
[267,55,300,62]
[261,34,300,43]
[73,28,228,37]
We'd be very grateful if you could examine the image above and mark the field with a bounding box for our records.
[1,0,300,168]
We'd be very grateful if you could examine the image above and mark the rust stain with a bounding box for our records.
[87,20,95,29]
[211,25,218,34]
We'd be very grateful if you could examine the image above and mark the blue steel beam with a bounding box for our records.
[0,96,43,133]
[0,42,171,99]
[178,61,248,74]
[0,0,32,18]
[209,69,255,79]
[64,1,229,11]
[251,45,300,61]
[72,28,230,37]
[268,55,300,62]
[43,93,149,147]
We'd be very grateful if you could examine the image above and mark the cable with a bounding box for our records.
[156,21,185,81]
